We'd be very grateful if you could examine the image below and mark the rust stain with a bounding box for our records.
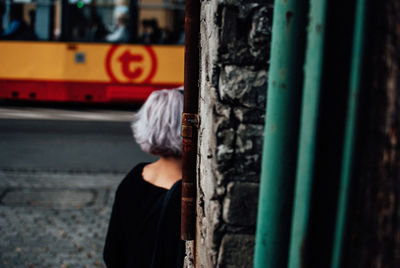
[286,11,294,30]
[316,24,322,34]
[389,127,398,146]
[269,123,277,133]
[182,125,194,138]
[280,68,287,78]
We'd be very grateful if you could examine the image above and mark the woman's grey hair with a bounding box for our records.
[131,88,184,157]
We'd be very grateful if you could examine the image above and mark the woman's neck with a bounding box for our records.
[142,156,182,189]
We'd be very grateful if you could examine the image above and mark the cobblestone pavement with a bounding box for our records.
[0,170,125,268]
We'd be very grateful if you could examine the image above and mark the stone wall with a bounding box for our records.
[195,0,273,267]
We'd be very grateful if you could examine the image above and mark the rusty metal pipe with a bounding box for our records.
[181,0,200,241]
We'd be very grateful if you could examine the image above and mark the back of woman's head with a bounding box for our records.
[131,88,183,157]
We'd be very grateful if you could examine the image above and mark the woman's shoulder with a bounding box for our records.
[116,162,149,193]
[127,162,149,177]
[166,179,182,208]
[168,179,182,196]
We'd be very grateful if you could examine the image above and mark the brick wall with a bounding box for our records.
[194,0,273,267]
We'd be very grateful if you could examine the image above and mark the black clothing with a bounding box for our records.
[103,163,184,268]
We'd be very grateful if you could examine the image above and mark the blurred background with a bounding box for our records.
[0,105,158,267]
[0,0,184,266]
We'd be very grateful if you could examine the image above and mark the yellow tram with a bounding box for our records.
[0,0,184,103]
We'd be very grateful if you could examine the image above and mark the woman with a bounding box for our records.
[103,88,184,268]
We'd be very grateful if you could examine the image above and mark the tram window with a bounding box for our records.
[0,0,59,41]
[0,0,184,43]
[63,0,185,44]
[1,1,38,40]
[65,0,185,43]
[136,0,185,44]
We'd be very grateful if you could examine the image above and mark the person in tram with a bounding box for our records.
[89,12,109,42]
[1,4,37,40]
[106,5,130,43]
[140,18,163,44]
[103,88,185,268]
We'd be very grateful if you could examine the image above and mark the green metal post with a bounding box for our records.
[253,0,307,267]
[287,1,328,267]
[331,0,369,267]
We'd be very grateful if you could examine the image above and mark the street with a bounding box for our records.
[0,107,157,267]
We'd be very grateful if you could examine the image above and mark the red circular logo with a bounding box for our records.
[105,45,157,84]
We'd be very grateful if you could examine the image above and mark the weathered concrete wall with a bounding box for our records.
[196,0,273,267]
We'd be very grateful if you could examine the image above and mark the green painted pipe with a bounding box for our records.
[253,0,307,267]
[287,1,328,267]
[331,0,369,267]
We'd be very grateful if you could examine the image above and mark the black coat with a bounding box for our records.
[103,163,184,268]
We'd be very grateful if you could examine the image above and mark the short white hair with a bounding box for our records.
[131,88,184,157]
